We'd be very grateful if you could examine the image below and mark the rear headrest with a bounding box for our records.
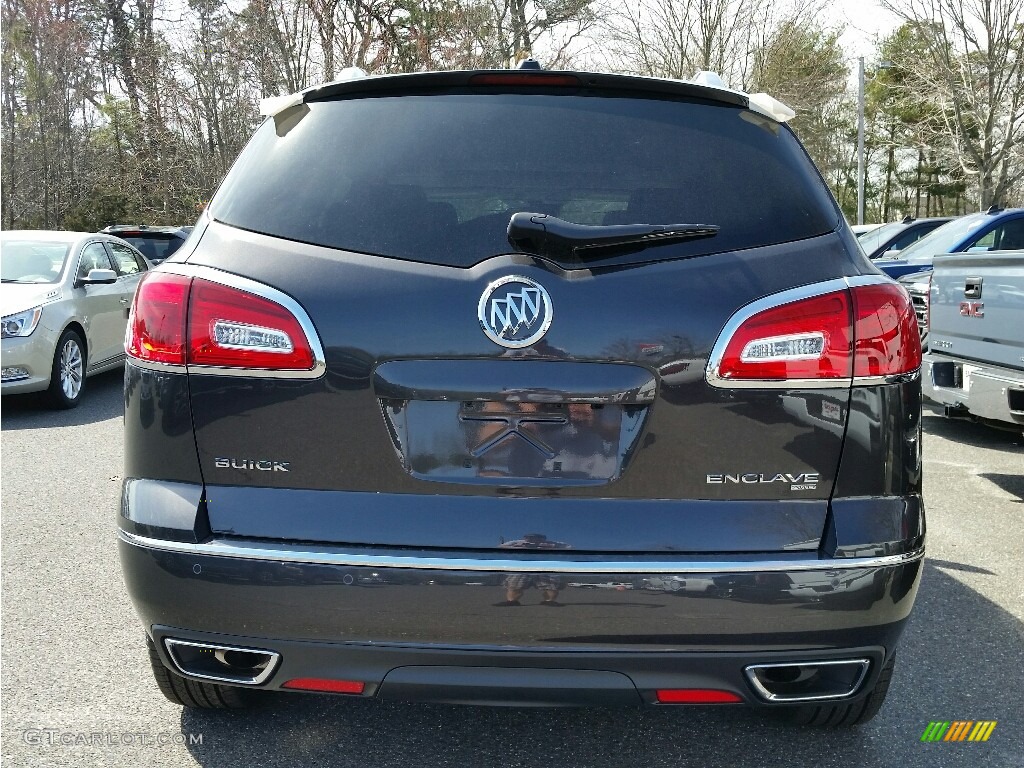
[8,251,54,278]
[997,224,1024,251]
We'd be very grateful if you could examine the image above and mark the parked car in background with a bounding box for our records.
[923,251,1024,430]
[99,225,192,265]
[874,207,1024,279]
[120,65,924,726]
[1,230,149,407]
[851,223,883,237]
[856,216,953,261]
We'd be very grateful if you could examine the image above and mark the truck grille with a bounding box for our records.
[907,286,929,349]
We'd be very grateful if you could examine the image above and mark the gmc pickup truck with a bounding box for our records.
[923,251,1024,429]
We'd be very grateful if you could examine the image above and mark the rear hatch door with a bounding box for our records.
[182,79,854,554]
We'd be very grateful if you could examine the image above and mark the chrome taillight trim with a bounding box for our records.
[119,529,924,573]
[852,370,921,387]
[127,359,188,375]
[130,264,327,380]
[705,274,914,390]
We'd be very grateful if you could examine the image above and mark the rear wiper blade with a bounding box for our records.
[507,212,719,261]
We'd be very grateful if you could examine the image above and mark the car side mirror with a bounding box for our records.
[80,268,117,285]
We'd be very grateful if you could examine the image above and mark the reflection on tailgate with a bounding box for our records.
[381,400,648,485]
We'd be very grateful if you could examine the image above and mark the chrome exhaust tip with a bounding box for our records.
[164,639,280,685]
[744,659,870,702]
[214,648,272,671]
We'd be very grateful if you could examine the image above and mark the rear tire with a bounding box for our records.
[781,653,896,727]
[146,637,253,709]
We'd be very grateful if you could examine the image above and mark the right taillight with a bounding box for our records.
[716,290,853,382]
[850,282,922,377]
[126,271,318,374]
[709,279,922,386]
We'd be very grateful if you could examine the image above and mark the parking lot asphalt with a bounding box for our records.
[2,369,1022,768]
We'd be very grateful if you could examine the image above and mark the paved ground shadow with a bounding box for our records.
[1,368,123,430]
[921,408,1023,453]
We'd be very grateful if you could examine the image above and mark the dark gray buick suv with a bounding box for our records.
[119,67,924,726]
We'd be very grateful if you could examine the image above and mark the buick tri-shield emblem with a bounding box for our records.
[478,275,553,349]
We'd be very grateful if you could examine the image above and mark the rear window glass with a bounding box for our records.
[892,214,991,261]
[120,235,182,263]
[211,92,838,267]
[857,222,905,257]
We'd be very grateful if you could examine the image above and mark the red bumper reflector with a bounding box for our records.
[282,678,365,694]
[656,689,743,704]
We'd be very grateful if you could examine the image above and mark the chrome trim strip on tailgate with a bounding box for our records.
[119,530,924,573]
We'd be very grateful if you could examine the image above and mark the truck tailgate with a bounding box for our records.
[929,252,1024,369]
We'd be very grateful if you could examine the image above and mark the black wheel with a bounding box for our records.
[146,637,253,710]
[45,328,86,409]
[781,654,896,727]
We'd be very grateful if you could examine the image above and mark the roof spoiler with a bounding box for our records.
[259,67,794,124]
[260,67,369,117]
[690,71,796,123]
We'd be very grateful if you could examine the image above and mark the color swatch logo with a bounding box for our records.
[921,721,997,742]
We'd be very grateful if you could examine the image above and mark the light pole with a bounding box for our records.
[857,57,866,226]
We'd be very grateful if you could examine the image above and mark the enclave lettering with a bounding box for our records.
[706,472,821,485]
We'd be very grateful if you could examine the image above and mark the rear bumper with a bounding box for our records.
[148,624,890,707]
[923,352,1024,425]
[120,530,923,705]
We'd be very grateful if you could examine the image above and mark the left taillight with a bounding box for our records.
[188,278,314,370]
[127,272,191,365]
[126,272,317,372]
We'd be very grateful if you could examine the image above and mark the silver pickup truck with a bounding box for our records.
[922,251,1024,428]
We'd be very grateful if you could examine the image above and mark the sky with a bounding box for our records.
[827,0,904,61]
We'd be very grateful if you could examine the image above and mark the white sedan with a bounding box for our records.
[1,230,151,408]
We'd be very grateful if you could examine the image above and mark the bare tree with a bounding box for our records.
[335,0,404,73]
[476,0,599,67]
[2,0,100,228]
[235,0,315,95]
[601,0,821,88]
[879,0,1024,208]
[308,0,339,80]
[392,0,497,71]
